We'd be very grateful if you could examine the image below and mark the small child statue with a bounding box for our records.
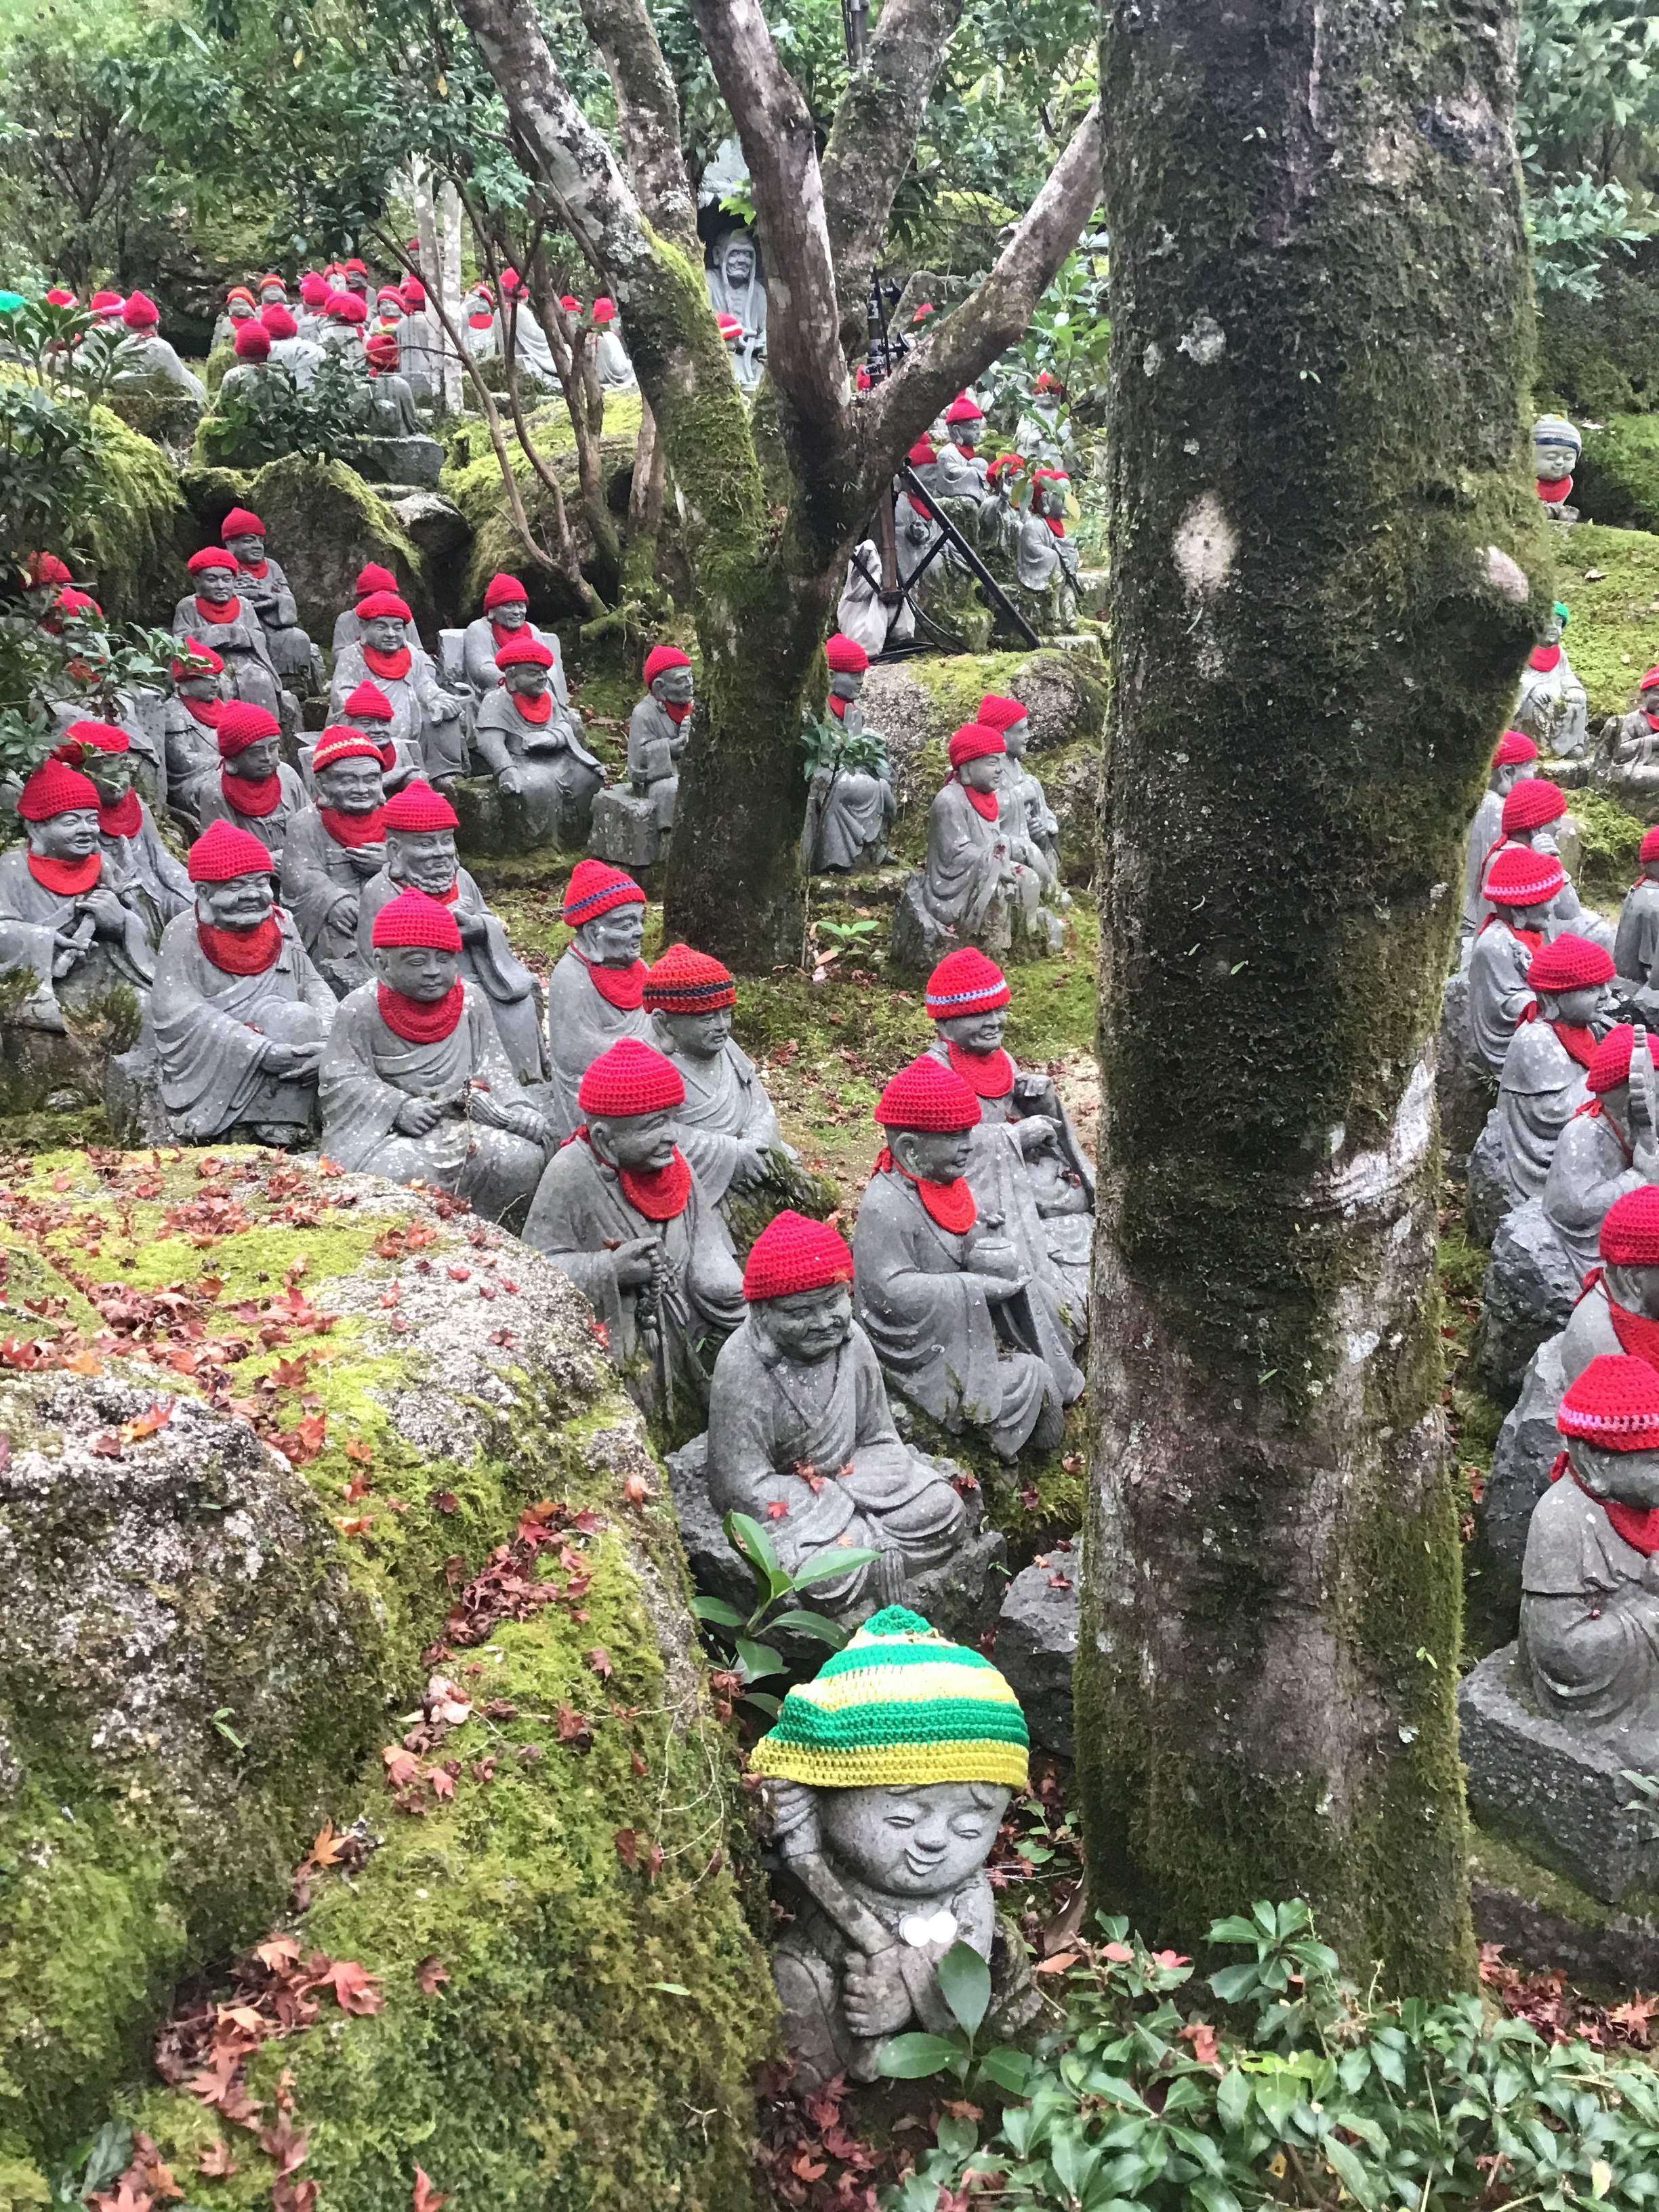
[753,1604,1033,2089]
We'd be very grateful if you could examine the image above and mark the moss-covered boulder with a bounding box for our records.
[443,396,642,621]
[0,1147,773,2210]
[1575,415,1659,535]
[85,403,186,629]
[100,380,203,466]
[1537,251,1659,419]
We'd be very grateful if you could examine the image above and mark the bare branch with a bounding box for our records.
[574,0,699,258]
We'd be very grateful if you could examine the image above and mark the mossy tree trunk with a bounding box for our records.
[1076,0,1549,1991]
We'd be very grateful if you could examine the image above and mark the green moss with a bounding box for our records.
[445,417,641,623]
[85,402,184,628]
[203,340,236,398]
[1524,522,1659,719]
[1465,1822,1635,1931]
[1537,255,1659,418]
[1571,785,1646,904]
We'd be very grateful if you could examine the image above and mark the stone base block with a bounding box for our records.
[590,786,668,871]
[450,775,581,861]
[105,1031,172,1147]
[351,435,444,489]
[996,1553,1080,1757]
[1472,1200,1579,1404]
[1458,1644,1659,1903]
[1483,1332,1568,1578]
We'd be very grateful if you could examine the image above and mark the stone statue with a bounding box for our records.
[150,819,335,1145]
[978,691,1065,888]
[542,859,651,1139]
[1533,413,1582,523]
[1468,934,1616,1231]
[113,292,205,401]
[852,1054,1076,1459]
[803,633,896,873]
[1467,845,1568,1076]
[361,331,443,485]
[460,574,571,705]
[1477,775,1614,956]
[354,780,548,1088]
[932,395,990,504]
[0,756,155,1027]
[1616,827,1659,1019]
[61,719,192,945]
[319,291,369,353]
[194,702,308,865]
[331,563,419,657]
[924,947,1094,1329]
[473,633,605,846]
[1542,1023,1659,1283]
[705,230,766,386]
[590,645,693,869]
[316,678,423,795]
[1461,729,1539,964]
[219,506,325,698]
[497,271,559,382]
[462,284,498,359]
[1015,468,1080,633]
[977,454,1025,564]
[753,1605,1029,2089]
[319,887,552,1227]
[642,944,787,1220]
[162,640,228,829]
[1514,602,1590,759]
[329,590,468,785]
[1014,371,1072,469]
[262,303,322,389]
[522,1038,746,1416]
[836,535,917,660]
[278,729,388,998]
[1598,663,1659,806]
[1559,1186,1659,1387]
[172,549,289,729]
[216,319,284,410]
[341,258,371,300]
[295,272,330,337]
[892,722,1064,971]
[592,298,635,390]
[210,286,258,353]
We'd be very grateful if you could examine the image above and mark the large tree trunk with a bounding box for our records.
[1077,0,1547,1992]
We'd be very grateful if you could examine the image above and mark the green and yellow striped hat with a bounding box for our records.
[750,1605,1029,1790]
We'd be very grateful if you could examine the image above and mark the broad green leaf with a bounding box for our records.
[1208,1962,1261,2003]
[936,2112,977,2160]
[764,1607,848,1646]
[691,1594,745,1628]
[724,1509,779,1578]
[1323,2139,1379,2211]
[936,1939,992,2036]
[734,1637,784,1682]
[977,2046,1033,2095]
[790,1545,880,1589]
[739,1690,781,1717]
[1215,2068,1252,2132]
[876,2031,963,2078]
[1206,1914,1262,1944]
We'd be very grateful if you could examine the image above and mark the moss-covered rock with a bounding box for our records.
[100,382,203,466]
[203,340,236,400]
[0,1146,772,2209]
[1537,252,1659,419]
[85,404,185,630]
[1535,522,1659,719]
[1575,415,1659,535]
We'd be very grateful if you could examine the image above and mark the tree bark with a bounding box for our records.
[1076,0,1548,1992]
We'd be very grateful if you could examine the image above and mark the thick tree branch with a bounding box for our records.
[575,0,700,259]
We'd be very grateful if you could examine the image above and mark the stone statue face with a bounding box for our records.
[179,673,223,701]
[197,870,274,928]
[197,570,237,605]
[28,808,100,861]
[260,283,285,302]
[653,1005,731,1061]
[363,615,407,653]
[588,1107,676,1170]
[229,301,254,323]
[1510,899,1554,932]
[1542,611,1565,648]
[1532,416,1581,478]
[1515,824,1559,857]
[346,273,369,295]
[888,1125,973,1183]
[752,1282,853,1365]
[344,713,390,739]
[232,735,281,780]
[936,1007,1007,1054]
[375,941,459,1000]
[1001,716,1031,758]
[829,672,864,704]
[1544,981,1611,1029]
[1605,1263,1659,1318]
[224,533,264,567]
[84,754,134,806]
[1569,1435,1659,1511]
[504,665,549,697]
[960,755,1003,795]
[493,601,528,631]
[315,756,385,813]
[720,238,756,289]
[817,1782,1011,1900]
[951,425,981,455]
[576,907,644,967]
[650,667,695,708]
[1492,761,1524,798]
[388,827,458,893]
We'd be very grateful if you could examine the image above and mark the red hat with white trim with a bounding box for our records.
[1484,845,1565,908]
[1558,1354,1659,1448]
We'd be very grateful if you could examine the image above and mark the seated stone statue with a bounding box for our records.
[114,291,205,402]
[893,722,1062,970]
[705,230,766,387]
[1534,412,1582,523]
[1616,826,1659,1017]
[977,453,1024,563]
[0,756,156,1027]
[1461,729,1538,965]
[329,590,468,785]
[641,943,785,1218]
[462,283,498,358]
[320,887,552,1227]
[474,633,605,846]
[1560,1186,1659,1386]
[1468,845,1568,1076]
[1015,469,1080,632]
[1543,1023,1659,1282]
[163,640,229,827]
[978,690,1065,891]
[1477,775,1612,954]
[1599,662,1659,806]
[604,644,694,865]
[194,702,308,865]
[1520,1354,1659,1750]
[220,505,325,698]
[543,859,651,1138]
[523,1038,745,1416]
[216,319,285,411]
[592,298,635,390]
[460,573,571,705]
[354,779,548,1088]
[1469,933,1615,1232]
[933,394,990,505]
[924,947,1094,1330]
[753,1606,1029,2089]
[263,302,323,388]
[151,819,335,1146]
[62,719,192,945]
[317,678,423,794]
[361,330,443,483]
[279,729,387,998]
[331,563,417,657]
[173,546,292,732]
[1514,602,1589,759]
[210,286,258,354]
[804,634,896,873]
[853,1054,1076,1459]
[836,533,916,660]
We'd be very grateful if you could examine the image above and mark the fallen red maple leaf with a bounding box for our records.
[416,1954,449,1996]
[613,1826,640,1870]
[412,2165,449,2212]
[258,2111,310,2179]
[254,1933,302,1971]
[272,2180,318,2212]
[382,1746,419,1788]
[316,1959,384,2014]
[584,1645,613,1679]
[197,2141,238,2179]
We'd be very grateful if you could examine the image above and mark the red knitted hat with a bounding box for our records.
[298,272,329,305]
[926,947,1010,1019]
[344,258,367,276]
[376,285,403,305]
[496,634,554,670]
[121,291,159,328]
[217,701,281,759]
[261,304,298,338]
[824,633,868,674]
[221,506,264,539]
[643,644,693,687]
[1558,1353,1659,1448]
[54,586,100,619]
[716,312,742,340]
[948,722,1007,770]
[483,572,529,613]
[1643,666,1659,695]
[562,857,646,925]
[944,393,984,424]
[401,277,426,306]
[344,681,394,721]
[188,547,237,575]
[355,563,398,598]
[357,590,412,623]
[1601,1187,1659,1268]
[372,887,463,951]
[365,332,399,367]
[1643,827,1659,865]
[312,727,386,773]
[382,779,459,832]
[188,818,274,882]
[594,298,616,324]
[226,287,255,309]
[876,1054,981,1132]
[1494,729,1538,766]
[17,758,99,820]
[62,719,129,756]
[743,1211,854,1301]
[233,323,271,360]
[1485,845,1565,907]
[45,287,77,308]
[987,452,1023,481]
[642,943,736,1015]
[578,1038,685,1117]
[1589,1023,1645,1095]
[171,640,223,680]
[26,552,72,588]
[976,693,1027,733]
[907,439,937,466]
[329,292,368,323]
[1527,933,1614,994]
[1502,777,1567,834]
[90,290,123,314]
